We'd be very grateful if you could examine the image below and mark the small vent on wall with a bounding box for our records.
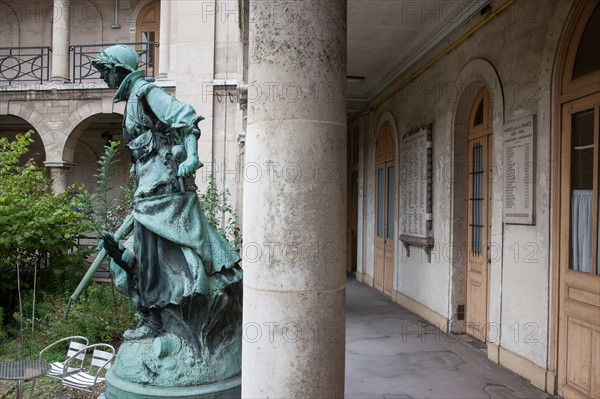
[457,305,465,321]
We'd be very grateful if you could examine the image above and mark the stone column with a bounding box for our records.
[51,0,70,82]
[45,161,73,193]
[157,0,171,80]
[242,1,347,397]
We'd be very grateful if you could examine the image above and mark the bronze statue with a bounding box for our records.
[91,45,242,396]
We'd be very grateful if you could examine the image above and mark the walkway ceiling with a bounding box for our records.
[347,0,492,115]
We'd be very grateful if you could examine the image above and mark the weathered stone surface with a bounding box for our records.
[242,0,347,396]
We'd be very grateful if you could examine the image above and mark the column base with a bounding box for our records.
[104,369,241,399]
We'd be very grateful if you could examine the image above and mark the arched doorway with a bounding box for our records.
[374,120,395,297]
[136,0,160,78]
[68,113,129,193]
[465,86,492,342]
[0,115,45,165]
[554,1,600,398]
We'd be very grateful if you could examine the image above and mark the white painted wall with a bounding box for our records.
[355,0,574,370]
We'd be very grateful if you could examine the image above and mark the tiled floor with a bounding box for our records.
[345,278,553,399]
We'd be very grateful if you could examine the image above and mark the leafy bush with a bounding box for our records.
[0,131,92,298]
[1,284,137,359]
[198,175,242,252]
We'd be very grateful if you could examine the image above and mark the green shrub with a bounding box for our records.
[1,284,137,359]
[198,175,242,252]
[0,131,92,297]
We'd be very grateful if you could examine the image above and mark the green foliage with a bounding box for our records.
[0,133,136,367]
[0,284,137,358]
[0,131,92,296]
[83,140,133,233]
[198,176,242,252]
[0,307,6,347]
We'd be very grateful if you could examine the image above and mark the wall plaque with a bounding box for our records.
[399,124,434,257]
[503,115,535,224]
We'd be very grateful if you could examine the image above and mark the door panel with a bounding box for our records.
[374,123,395,296]
[375,167,385,292]
[466,136,490,342]
[558,94,600,399]
[384,165,395,296]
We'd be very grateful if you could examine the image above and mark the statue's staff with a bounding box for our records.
[63,213,135,319]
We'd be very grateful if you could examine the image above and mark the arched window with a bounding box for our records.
[137,0,160,77]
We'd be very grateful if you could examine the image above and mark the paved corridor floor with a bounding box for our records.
[345,278,553,399]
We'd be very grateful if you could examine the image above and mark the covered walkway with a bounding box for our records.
[345,278,553,399]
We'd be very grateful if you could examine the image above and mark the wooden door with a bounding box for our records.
[348,123,359,274]
[375,122,395,297]
[136,0,160,77]
[555,3,600,398]
[466,88,492,342]
[349,170,358,273]
[558,93,600,399]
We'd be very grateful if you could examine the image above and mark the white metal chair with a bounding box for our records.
[30,335,89,397]
[38,335,89,379]
[59,343,115,399]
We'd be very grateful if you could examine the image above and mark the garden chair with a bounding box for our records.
[59,343,115,399]
[37,335,89,379]
[30,335,89,396]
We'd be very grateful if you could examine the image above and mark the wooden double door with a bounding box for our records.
[375,122,395,297]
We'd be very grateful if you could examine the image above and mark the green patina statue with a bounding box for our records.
[92,45,242,398]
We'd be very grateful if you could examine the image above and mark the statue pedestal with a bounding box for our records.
[103,333,241,399]
[104,369,241,399]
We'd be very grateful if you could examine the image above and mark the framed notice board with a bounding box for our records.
[399,123,434,258]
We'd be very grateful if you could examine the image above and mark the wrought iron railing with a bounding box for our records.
[70,41,159,83]
[0,46,51,84]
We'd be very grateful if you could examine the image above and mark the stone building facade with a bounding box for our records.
[0,0,246,205]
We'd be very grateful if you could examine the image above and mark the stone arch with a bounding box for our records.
[447,58,505,334]
[62,110,128,191]
[0,114,45,165]
[60,101,124,163]
[375,111,398,147]
[0,102,51,151]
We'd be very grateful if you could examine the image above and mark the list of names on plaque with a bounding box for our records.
[400,126,431,238]
[503,115,535,224]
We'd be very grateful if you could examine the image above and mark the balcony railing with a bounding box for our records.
[71,41,159,83]
[0,43,159,85]
[0,46,51,85]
